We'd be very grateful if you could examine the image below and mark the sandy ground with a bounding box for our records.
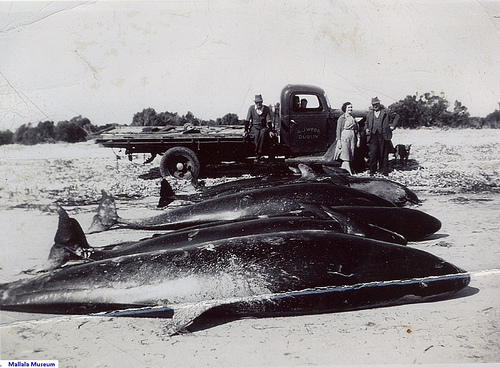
[0,128,499,367]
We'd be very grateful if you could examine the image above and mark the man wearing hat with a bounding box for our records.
[365,97,400,176]
[244,94,273,161]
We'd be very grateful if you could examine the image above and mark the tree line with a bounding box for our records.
[0,116,114,146]
[388,92,500,129]
[1,92,499,146]
[130,108,240,127]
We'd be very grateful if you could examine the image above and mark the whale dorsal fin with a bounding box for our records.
[158,179,176,208]
[54,206,90,250]
[44,206,93,269]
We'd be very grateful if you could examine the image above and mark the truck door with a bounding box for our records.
[288,92,331,156]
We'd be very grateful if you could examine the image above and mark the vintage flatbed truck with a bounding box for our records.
[95,84,366,180]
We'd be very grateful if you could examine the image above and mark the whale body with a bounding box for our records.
[89,182,396,232]
[160,164,420,207]
[0,230,469,334]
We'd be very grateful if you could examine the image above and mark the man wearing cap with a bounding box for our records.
[244,94,273,161]
[365,97,400,176]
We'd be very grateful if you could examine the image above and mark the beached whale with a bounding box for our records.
[89,182,396,232]
[159,164,419,207]
[286,164,420,206]
[314,164,420,206]
[0,230,470,334]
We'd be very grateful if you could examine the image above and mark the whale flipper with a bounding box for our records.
[96,302,220,335]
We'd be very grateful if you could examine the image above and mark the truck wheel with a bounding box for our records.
[160,146,200,181]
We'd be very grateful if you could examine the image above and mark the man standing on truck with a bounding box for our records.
[365,97,400,176]
[244,94,273,162]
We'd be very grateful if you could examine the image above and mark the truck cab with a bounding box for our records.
[278,84,340,157]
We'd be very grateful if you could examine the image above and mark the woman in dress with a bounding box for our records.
[335,102,360,175]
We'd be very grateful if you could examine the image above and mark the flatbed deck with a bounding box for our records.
[95,125,248,151]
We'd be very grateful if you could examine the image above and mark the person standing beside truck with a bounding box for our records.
[244,94,273,162]
[365,97,400,176]
[335,102,360,175]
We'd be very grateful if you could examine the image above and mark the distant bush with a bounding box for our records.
[13,121,56,145]
[1,116,114,145]
[216,113,240,125]
[56,115,94,143]
[132,108,240,127]
[483,110,500,128]
[132,108,160,126]
[466,111,500,129]
[0,130,13,145]
[55,120,87,143]
[388,93,500,129]
[389,92,471,128]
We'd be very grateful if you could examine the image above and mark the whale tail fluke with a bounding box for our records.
[88,190,119,233]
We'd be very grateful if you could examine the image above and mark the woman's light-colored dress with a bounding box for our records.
[337,114,358,161]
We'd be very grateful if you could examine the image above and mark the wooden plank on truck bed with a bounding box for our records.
[98,125,246,140]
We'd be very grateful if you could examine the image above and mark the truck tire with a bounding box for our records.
[160,146,200,182]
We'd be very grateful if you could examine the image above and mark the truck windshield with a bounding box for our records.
[292,94,322,112]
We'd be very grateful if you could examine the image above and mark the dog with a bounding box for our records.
[394,144,411,166]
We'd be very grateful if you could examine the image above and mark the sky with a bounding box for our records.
[0,0,499,130]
